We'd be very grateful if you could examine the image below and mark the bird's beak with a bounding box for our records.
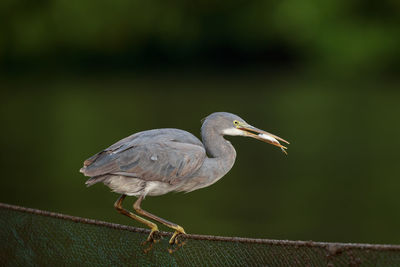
[237,123,290,154]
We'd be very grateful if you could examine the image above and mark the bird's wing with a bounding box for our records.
[81,129,206,185]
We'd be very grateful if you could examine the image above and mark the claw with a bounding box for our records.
[168,225,186,244]
[168,233,187,254]
[142,230,161,253]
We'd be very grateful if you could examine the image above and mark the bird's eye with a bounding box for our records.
[233,120,240,126]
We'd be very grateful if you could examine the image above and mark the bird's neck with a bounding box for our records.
[201,126,237,173]
[175,125,237,192]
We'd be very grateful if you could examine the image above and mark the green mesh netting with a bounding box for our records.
[1,203,399,266]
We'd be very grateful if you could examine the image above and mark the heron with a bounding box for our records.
[80,112,289,248]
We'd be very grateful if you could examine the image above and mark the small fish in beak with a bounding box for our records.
[236,122,289,155]
[258,133,288,155]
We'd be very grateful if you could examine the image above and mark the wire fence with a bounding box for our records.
[1,202,399,266]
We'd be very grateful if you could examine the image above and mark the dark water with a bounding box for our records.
[1,73,399,244]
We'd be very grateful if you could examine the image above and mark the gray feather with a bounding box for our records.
[81,128,206,185]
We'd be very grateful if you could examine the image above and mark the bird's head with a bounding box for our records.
[202,112,289,154]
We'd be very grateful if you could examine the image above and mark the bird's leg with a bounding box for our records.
[114,195,161,246]
[133,195,186,245]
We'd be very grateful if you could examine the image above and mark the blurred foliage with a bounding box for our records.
[0,0,399,246]
[0,0,399,75]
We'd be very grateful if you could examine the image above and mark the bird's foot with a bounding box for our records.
[168,227,187,253]
[168,225,186,244]
[168,234,187,253]
[142,229,161,253]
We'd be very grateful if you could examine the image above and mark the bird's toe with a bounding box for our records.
[144,230,161,244]
[168,233,187,253]
[141,230,162,253]
[149,230,162,243]
[174,233,187,245]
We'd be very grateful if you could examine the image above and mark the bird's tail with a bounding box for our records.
[84,174,108,187]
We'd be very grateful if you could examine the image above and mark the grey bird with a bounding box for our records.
[80,112,289,247]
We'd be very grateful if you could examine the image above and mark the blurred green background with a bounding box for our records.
[1,0,399,245]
